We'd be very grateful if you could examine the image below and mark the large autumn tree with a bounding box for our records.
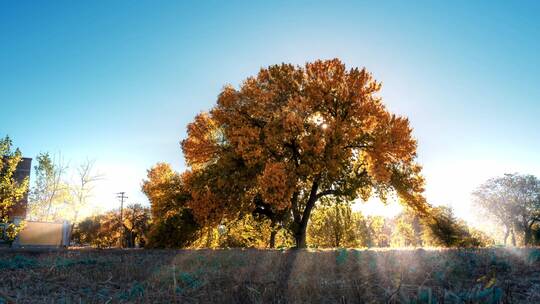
[180,59,431,248]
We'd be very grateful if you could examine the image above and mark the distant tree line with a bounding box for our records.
[306,203,492,248]
[72,204,150,248]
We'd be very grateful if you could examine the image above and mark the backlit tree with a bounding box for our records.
[181,59,431,248]
[473,173,540,246]
[307,202,364,248]
[142,163,200,248]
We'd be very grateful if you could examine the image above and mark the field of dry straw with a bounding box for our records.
[1,247,540,303]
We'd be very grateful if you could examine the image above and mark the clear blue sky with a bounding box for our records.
[2,1,540,222]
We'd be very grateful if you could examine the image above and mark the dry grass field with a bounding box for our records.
[1,247,540,303]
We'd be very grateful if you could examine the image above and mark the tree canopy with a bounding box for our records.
[180,59,431,248]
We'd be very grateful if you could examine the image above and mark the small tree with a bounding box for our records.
[421,206,480,247]
[142,163,200,248]
[391,218,419,247]
[361,216,391,247]
[69,159,102,228]
[123,203,151,248]
[307,202,363,248]
[0,135,29,241]
[28,152,69,222]
[72,215,103,246]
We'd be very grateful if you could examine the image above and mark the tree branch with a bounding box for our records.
[316,189,337,200]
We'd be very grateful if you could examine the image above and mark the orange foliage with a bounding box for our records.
[179,59,429,246]
[258,162,295,210]
[182,113,221,169]
[141,163,184,219]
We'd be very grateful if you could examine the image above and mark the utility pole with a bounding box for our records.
[116,192,128,248]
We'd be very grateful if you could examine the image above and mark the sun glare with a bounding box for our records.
[352,196,403,218]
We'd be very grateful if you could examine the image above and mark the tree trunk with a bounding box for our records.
[205,228,213,248]
[293,179,320,249]
[333,227,341,248]
[269,230,277,248]
[294,231,306,249]
[525,229,532,246]
[504,226,509,246]
[293,205,313,249]
[511,228,516,246]
[294,213,317,249]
